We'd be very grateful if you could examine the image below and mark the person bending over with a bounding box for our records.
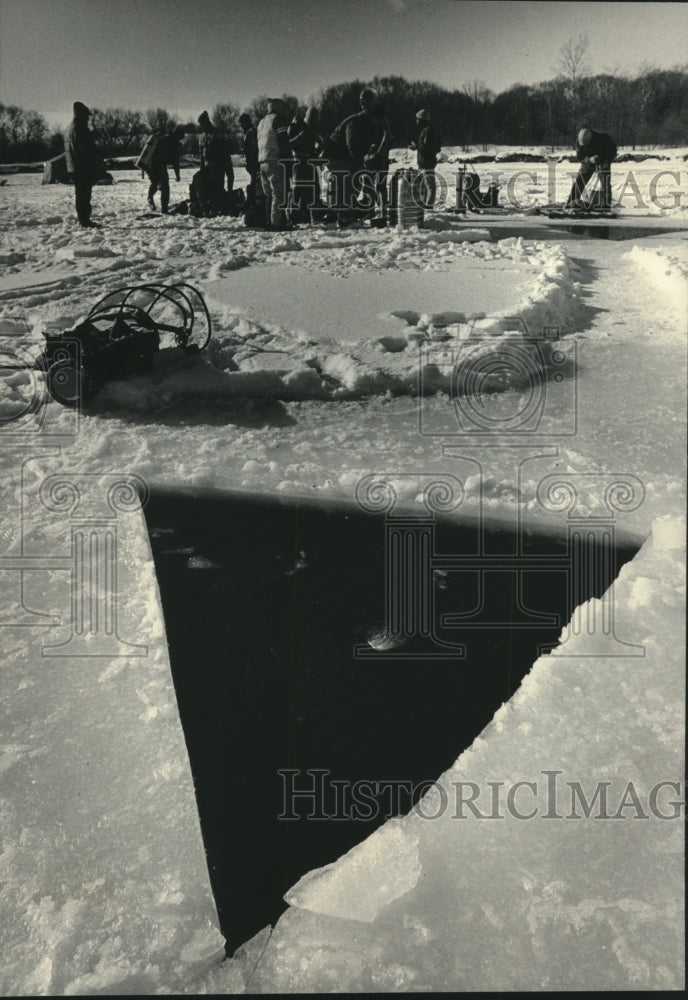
[566,127,617,212]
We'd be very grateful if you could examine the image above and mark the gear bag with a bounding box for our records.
[135,132,162,172]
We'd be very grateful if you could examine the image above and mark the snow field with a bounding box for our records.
[0,155,686,993]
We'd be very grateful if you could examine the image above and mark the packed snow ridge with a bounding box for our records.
[1,235,581,414]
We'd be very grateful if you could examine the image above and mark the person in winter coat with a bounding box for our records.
[238,113,259,208]
[565,127,617,211]
[288,106,323,222]
[145,125,185,213]
[65,101,105,227]
[414,109,441,209]
[365,103,393,223]
[197,110,234,212]
[256,98,292,229]
[343,88,379,168]
[327,88,379,224]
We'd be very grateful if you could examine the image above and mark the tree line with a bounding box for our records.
[2,61,687,164]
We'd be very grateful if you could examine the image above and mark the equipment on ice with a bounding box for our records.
[455,164,501,213]
[42,153,69,185]
[38,282,212,407]
[389,168,424,227]
[546,207,617,219]
[548,167,616,218]
[546,173,616,218]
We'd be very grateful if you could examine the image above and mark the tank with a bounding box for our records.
[389,168,424,228]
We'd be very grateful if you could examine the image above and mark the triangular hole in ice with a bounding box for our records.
[143,489,638,955]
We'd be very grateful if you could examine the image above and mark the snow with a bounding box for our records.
[0,151,686,993]
[0,498,225,995]
[627,244,688,330]
[200,241,580,399]
[284,819,423,923]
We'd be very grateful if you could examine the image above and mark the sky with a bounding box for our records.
[1,0,687,128]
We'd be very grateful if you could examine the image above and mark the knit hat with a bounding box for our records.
[73,101,91,117]
[197,110,212,128]
[578,127,592,145]
[238,113,252,126]
[416,109,430,122]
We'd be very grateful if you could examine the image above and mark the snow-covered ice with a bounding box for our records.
[0,485,226,994]
[0,150,686,993]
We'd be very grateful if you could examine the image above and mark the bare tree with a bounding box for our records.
[144,108,179,134]
[461,80,494,148]
[558,34,590,85]
[0,103,49,161]
[90,108,145,156]
[462,79,492,104]
[556,34,590,136]
[0,104,27,146]
[211,102,241,152]
[212,102,240,133]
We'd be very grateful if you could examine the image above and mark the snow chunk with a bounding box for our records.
[282,367,325,397]
[284,819,422,922]
[237,351,299,374]
[627,245,688,335]
[651,514,685,552]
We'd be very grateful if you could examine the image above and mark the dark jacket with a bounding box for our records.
[417,123,441,170]
[242,126,259,176]
[150,134,182,179]
[200,128,224,170]
[327,112,377,167]
[344,112,377,167]
[200,126,233,187]
[287,117,318,160]
[576,130,617,166]
[65,115,103,179]
[366,114,392,171]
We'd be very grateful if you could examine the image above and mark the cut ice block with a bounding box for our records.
[0,490,225,995]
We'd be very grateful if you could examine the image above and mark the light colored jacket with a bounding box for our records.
[257,112,290,163]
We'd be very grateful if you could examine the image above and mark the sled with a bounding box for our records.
[546,208,617,220]
[545,168,616,218]
[38,282,212,407]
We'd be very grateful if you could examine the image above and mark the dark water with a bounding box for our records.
[143,489,639,954]
[490,223,686,242]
